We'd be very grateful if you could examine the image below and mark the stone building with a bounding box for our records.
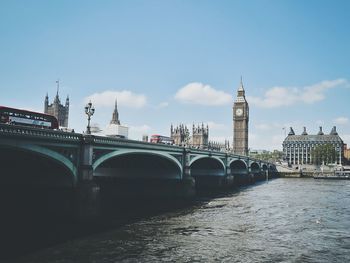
[282,126,344,166]
[344,144,350,163]
[208,140,230,151]
[44,81,69,127]
[192,123,209,148]
[233,78,249,156]
[170,124,189,146]
[171,123,229,151]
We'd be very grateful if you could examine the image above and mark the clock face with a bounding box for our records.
[236,108,243,116]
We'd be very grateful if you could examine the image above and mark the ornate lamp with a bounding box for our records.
[85,100,95,134]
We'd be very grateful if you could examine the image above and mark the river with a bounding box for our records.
[13,178,350,262]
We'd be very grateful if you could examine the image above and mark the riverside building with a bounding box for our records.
[282,126,344,166]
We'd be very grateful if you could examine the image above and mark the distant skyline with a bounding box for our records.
[1,0,349,150]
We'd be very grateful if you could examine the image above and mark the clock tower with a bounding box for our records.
[233,78,249,155]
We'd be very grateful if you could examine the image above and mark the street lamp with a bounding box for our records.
[85,100,95,134]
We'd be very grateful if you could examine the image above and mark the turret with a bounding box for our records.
[45,80,70,127]
[44,93,49,113]
[288,127,295,136]
[330,126,338,135]
[317,126,324,135]
[54,80,60,104]
[237,76,245,99]
[302,127,308,135]
[64,95,69,127]
[110,98,121,125]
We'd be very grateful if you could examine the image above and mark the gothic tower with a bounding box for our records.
[44,80,70,127]
[192,123,209,149]
[171,124,189,146]
[110,98,121,125]
[233,77,249,155]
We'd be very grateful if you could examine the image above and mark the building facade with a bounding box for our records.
[233,78,249,156]
[192,123,209,148]
[344,144,350,163]
[44,81,69,127]
[170,123,208,148]
[282,126,344,166]
[170,124,189,146]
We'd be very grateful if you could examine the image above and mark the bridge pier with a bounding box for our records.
[225,167,235,188]
[179,166,196,198]
[73,180,100,222]
[234,173,252,186]
[225,175,235,188]
[74,136,100,221]
[177,176,196,198]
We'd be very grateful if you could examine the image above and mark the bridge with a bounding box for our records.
[0,124,277,220]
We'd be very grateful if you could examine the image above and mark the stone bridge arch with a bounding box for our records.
[189,156,226,189]
[189,156,226,177]
[230,159,248,174]
[93,149,183,179]
[0,144,76,187]
[262,164,268,172]
[230,159,250,186]
[250,162,260,174]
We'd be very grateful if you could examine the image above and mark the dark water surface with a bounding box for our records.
[14,178,350,262]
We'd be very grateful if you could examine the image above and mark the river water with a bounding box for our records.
[15,178,350,262]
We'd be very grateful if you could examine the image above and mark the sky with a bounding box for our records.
[1,0,349,150]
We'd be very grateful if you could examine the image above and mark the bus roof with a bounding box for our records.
[0,106,56,119]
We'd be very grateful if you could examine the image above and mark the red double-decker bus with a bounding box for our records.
[150,134,174,145]
[0,106,59,129]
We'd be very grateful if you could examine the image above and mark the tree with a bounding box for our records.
[311,144,337,165]
[249,150,283,162]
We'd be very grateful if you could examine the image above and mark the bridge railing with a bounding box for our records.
[0,124,82,142]
[92,135,185,152]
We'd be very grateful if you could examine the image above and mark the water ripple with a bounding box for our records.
[18,178,350,263]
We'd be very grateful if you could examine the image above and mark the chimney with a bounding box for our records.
[302,127,308,135]
[317,126,324,135]
[330,126,338,135]
[288,127,295,136]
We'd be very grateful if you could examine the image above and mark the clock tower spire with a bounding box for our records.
[233,77,249,156]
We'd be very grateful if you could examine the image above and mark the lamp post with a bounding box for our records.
[85,100,95,135]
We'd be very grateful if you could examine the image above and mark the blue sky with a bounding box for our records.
[1,0,349,150]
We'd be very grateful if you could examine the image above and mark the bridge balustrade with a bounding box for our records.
[0,124,81,141]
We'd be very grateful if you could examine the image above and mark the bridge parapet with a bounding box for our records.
[0,125,277,181]
[0,124,81,142]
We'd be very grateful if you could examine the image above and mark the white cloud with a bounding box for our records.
[128,124,152,141]
[156,102,169,109]
[248,79,347,108]
[130,124,151,133]
[85,90,147,109]
[302,79,346,103]
[334,117,349,125]
[342,134,350,146]
[255,123,272,131]
[174,82,232,106]
[249,132,283,151]
[207,121,227,131]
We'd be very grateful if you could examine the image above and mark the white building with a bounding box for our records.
[282,126,344,166]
